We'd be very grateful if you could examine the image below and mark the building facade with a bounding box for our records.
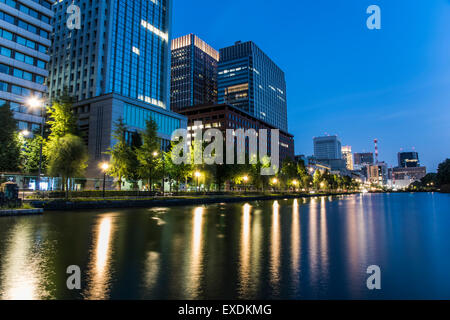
[367,162,388,186]
[48,0,186,178]
[398,151,420,168]
[170,34,218,111]
[218,41,288,132]
[177,103,295,162]
[354,152,374,166]
[313,135,342,160]
[342,145,354,170]
[392,166,426,182]
[0,0,53,133]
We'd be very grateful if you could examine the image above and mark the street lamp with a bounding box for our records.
[100,162,110,198]
[26,96,44,192]
[20,130,30,137]
[243,175,249,193]
[195,171,201,192]
[292,180,298,192]
[272,178,278,191]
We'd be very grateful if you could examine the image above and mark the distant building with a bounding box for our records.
[354,152,374,166]
[314,135,342,160]
[218,41,288,132]
[171,34,219,112]
[398,151,420,168]
[367,162,388,185]
[342,146,354,170]
[0,0,53,133]
[392,167,426,182]
[177,103,295,161]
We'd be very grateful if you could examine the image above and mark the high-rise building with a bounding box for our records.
[398,151,420,168]
[314,135,342,160]
[170,34,218,112]
[48,0,186,178]
[354,152,374,166]
[218,41,288,132]
[342,145,354,170]
[0,0,53,133]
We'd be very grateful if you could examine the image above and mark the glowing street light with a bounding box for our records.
[243,175,249,193]
[195,171,201,192]
[20,130,30,137]
[26,96,45,192]
[100,162,110,198]
[26,96,43,109]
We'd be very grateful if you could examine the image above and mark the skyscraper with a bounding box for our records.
[48,0,186,178]
[314,135,342,160]
[171,34,218,111]
[398,151,420,168]
[0,0,53,133]
[218,41,288,132]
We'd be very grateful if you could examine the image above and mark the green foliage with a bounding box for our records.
[21,135,46,174]
[106,119,140,190]
[0,103,21,172]
[47,134,88,197]
[136,119,161,190]
[437,159,450,186]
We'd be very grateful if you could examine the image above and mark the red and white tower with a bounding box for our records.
[374,139,379,164]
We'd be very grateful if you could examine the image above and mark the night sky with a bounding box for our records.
[172,0,450,171]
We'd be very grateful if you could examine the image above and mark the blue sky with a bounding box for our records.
[172,0,450,171]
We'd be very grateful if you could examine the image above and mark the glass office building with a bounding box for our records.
[0,0,53,133]
[49,0,186,179]
[313,135,342,160]
[171,34,219,111]
[49,0,171,108]
[218,41,288,132]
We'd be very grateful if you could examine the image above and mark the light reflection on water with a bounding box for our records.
[0,193,450,300]
[83,215,116,300]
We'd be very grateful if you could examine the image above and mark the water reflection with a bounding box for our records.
[270,201,281,296]
[238,203,252,297]
[184,207,205,299]
[291,200,301,292]
[0,221,51,300]
[84,215,116,300]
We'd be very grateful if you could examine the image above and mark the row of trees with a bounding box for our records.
[106,118,360,192]
[410,159,450,191]
[0,96,88,196]
[1,94,361,194]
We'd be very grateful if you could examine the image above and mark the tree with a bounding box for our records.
[136,119,161,191]
[0,103,21,172]
[106,119,140,190]
[21,135,46,174]
[44,92,78,161]
[313,170,322,190]
[280,158,297,190]
[437,159,450,186]
[47,134,88,198]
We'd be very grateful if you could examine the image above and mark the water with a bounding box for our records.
[0,193,449,300]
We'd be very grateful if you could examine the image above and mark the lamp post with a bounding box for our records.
[195,171,201,192]
[150,151,158,192]
[100,162,110,198]
[272,178,278,192]
[292,180,298,193]
[243,175,249,193]
[26,96,45,192]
